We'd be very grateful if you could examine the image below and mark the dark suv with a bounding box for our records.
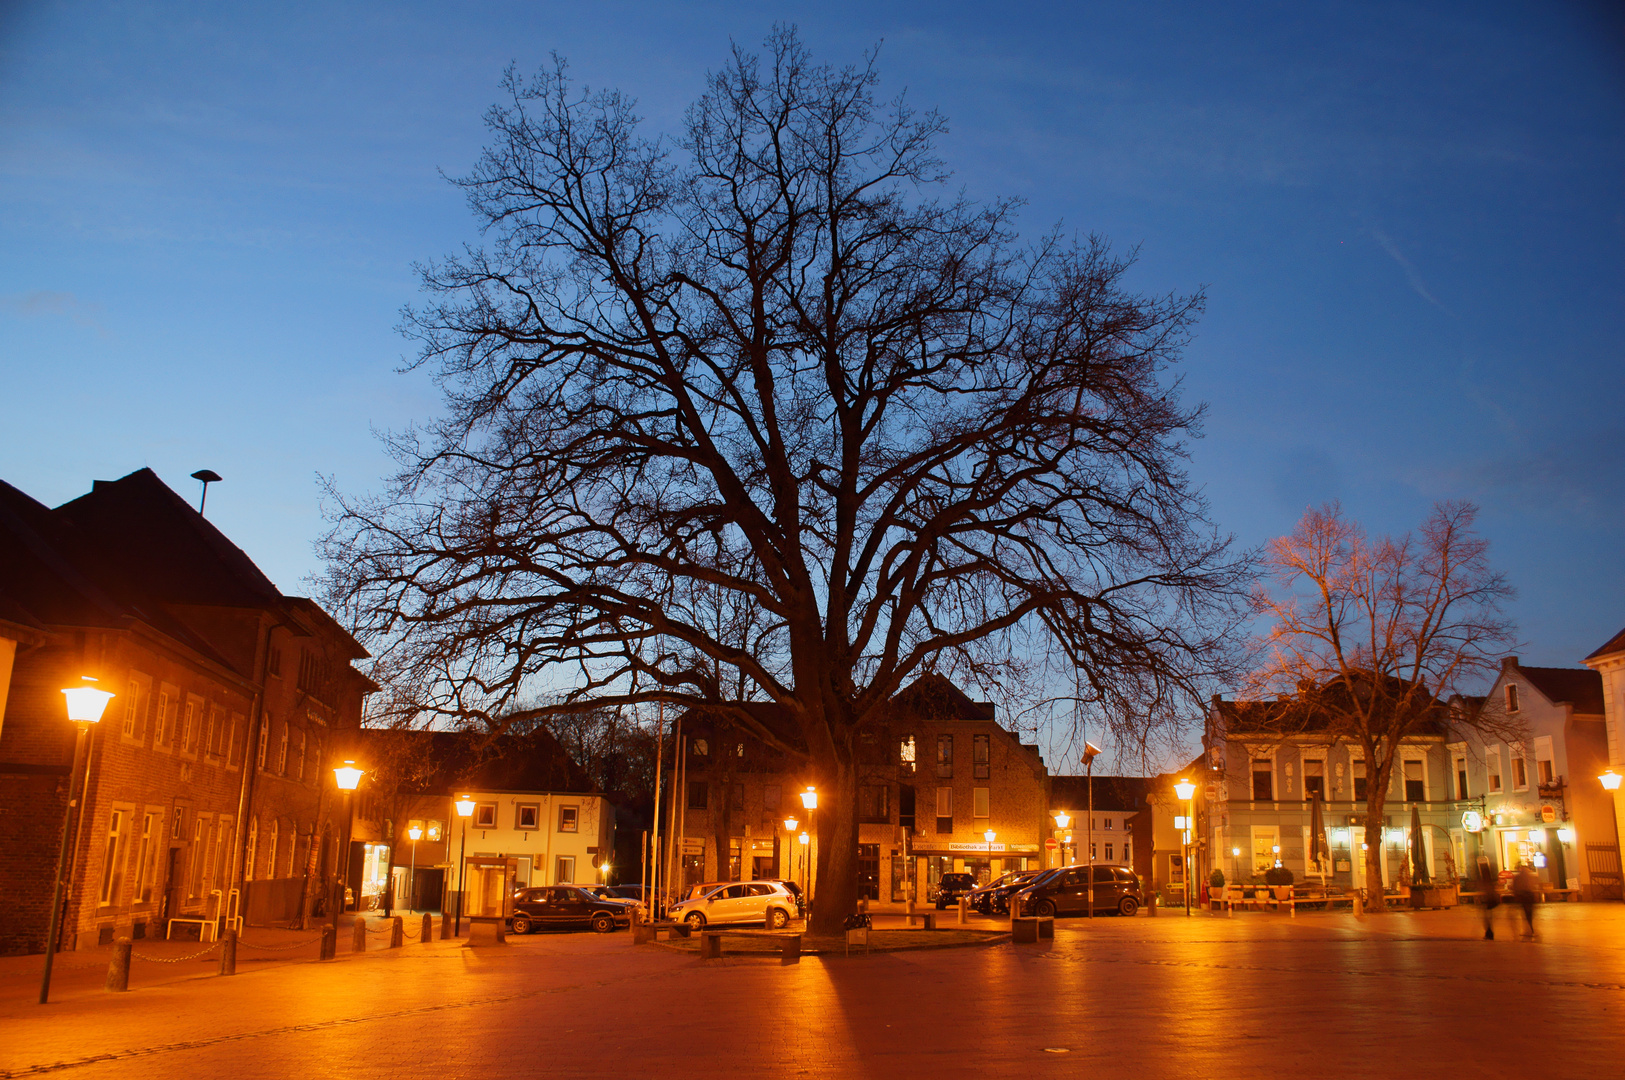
[1015,864,1142,917]
[934,871,980,909]
[509,885,636,934]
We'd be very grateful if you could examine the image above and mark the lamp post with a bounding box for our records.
[454,795,475,937]
[799,787,817,907]
[331,761,363,943]
[39,678,115,1005]
[1053,811,1070,870]
[798,832,810,905]
[983,829,996,887]
[406,825,421,912]
[1174,778,1196,917]
[1082,741,1101,918]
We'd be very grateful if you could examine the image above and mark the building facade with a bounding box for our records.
[0,470,372,954]
[1583,625,1625,900]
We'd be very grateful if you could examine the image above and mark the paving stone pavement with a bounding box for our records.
[1,904,1621,1079]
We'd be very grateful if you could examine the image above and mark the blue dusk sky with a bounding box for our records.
[2,2,1621,738]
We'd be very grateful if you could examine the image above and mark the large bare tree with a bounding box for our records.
[1246,501,1518,909]
[323,31,1246,932]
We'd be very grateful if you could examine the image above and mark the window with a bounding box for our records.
[687,782,708,810]
[937,734,953,778]
[1455,754,1469,800]
[1104,842,1114,861]
[267,645,282,677]
[297,650,326,695]
[1511,752,1528,792]
[278,724,290,774]
[728,840,742,881]
[257,715,270,768]
[973,787,990,819]
[208,707,227,757]
[973,734,990,779]
[555,856,575,883]
[763,784,781,813]
[245,817,258,881]
[182,699,199,752]
[1352,758,1368,801]
[1506,683,1520,713]
[558,805,580,832]
[133,812,156,903]
[1252,758,1273,801]
[1535,736,1555,786]
[1303,760,1326,800]
[171,807,184,840]
[935,786,953,834]
[156,689,175,745]
[899,735,916,773]
[899,786,916,830]
[1403,759,1425,802]
[265,820,278,883]
[857,844,880,901]
[296,729,306,780]
[189,819,207,897]
[858,731,885,765]
[1103,817,1113,830]
[1487,748,1503,794]
[122,679,143,738]
[475,803,498,828]
[859,785,889,823]
[99,810,127,905]
[1251,826,1280,875]
[692,738,709,757]
[516,804,540,830]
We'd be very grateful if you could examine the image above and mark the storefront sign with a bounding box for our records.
[1461,810,1484,833]
[1539,805,1556,823]
[681,838,705,854]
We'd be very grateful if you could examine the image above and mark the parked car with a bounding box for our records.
[764,879,806,916]
[934,871,980,910]
[610,884,650,904]
[668,880,798,929]
[678,880,728,903]
[508,885,637,934]
[1015,864,1142,917]
[967,869,1045,914]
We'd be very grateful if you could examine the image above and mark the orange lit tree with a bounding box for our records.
[1249,501,1517,910]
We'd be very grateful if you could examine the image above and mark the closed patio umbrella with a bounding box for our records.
[1308,792,1330,886]
[1409,803,1430,887]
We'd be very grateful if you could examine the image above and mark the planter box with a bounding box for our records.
[1409,885,1458,910]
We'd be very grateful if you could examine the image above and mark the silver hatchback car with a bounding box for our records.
[668,880,798,929]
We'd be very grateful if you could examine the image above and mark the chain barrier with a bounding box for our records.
[131,940,222,964]
[237,934,324,952]
[365,923,394,935]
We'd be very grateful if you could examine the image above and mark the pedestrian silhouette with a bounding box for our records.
[1512,862,1540,939]
[1475,856,1500,940]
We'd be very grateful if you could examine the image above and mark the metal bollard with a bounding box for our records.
[352,918,367,954]
[218,928,237,975]
[440,912,451,940]
[390,915,404,948]
[105,938,132,992]
[421,913,433,944]
[958,897,968,925]
[1353,893,1364,917]
[320,924,336,960]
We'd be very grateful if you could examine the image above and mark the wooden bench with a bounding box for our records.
[698,930,801,962]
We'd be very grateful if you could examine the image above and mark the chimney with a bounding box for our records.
[1501,656,1519,672]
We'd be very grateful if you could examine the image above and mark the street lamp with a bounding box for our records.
[1601,770,1623,792]
[983,829,996,886]
[1174,778,1196,918]
[407,825,421,912]
[798,831,810,905]
[1082,742,1102,918]
[1053,811,1071,870]
[330,760,364,944]
[453,795,476,937]
[39,678,114,1005]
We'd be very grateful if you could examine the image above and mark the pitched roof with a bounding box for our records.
[1585,625,1625,662]
[1517,665,1605,715]
[358,727,592,795]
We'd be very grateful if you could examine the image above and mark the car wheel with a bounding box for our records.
[685,911,707,929]
[511,916,533,935]
[591,913,615,933]
[1034,899,1057,918]
[767,906,789,930]
[1118,897,1139,917]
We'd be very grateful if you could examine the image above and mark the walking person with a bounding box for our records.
[1475,856,1500,940]
[1512,861,1540,940]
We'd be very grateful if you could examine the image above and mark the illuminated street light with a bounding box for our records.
[1174,778,1195,917]
[984,829,996,884]
[406,825,421,912]
[800,786,818,810]
[1053,811,1071,829]
[453,794,475,936]
[40,678,114,1005]
[1600,770,1623,792]
[334,760,364,791]
[329,761,364,941]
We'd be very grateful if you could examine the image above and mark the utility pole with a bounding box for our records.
[1082,741,1101,918]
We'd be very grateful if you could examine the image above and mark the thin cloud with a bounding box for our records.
[1372,230,1451,314]
[0,290,108,335]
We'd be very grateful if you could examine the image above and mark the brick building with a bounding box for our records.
[661,675,1054,906]
[0,470,372,954]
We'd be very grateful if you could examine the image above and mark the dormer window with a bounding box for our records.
[1506,684,1520,713]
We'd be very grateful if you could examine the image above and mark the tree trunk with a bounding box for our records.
[1363,784,1389,912]
[808,748,860,935]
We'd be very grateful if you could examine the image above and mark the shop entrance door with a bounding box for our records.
[752,855,776,880]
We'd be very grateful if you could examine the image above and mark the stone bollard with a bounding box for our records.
[390,916,404,948]
[699,931,722,960]
[105,938,132,992]
[420,913,433,943]
[781,933,801,964]
[440,913,451,940]
[958,897,968,925]
[1353,893,1364,917]
[352,918,367,954]
[1147,891,1158,917]
[218,928,237,975]
[320,924,336,960]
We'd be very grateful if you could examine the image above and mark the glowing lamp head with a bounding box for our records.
[455,795,476,818]
[1174,778,1196,801]
[984,829,996,844]
[1053,811,1071,829]
[333,760,364,791]
[798,831,809,845]
[782,816,799,832]
[800,786,818,810]
[61,678,115,725]
[1232,847,1241,857]
[599,862,611,876]
[1600,769,1623,792]
[408,825,422,841]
